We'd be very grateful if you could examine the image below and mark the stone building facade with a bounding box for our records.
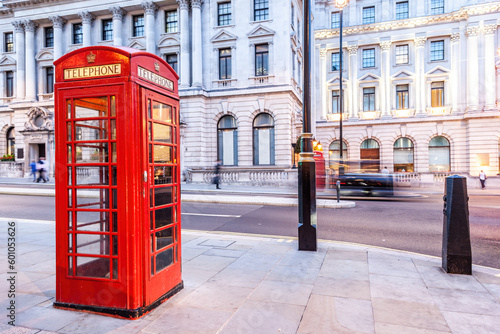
[312,0,500,180]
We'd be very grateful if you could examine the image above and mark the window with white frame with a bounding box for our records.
[395,44,409,64]
[5,71,14,97]
[363,87,375,111]
[331,12,340,29]
[394,137,414,172]
[331,52,341,71]
[431,81,444,107]
[165,10,178,33]
[73,23,83,44]
[395,1,409,20]
[332,90,343,113]
[218,2,231,26]
[430,40,444,61]
[102,19,113,41]
[133,15,144,37]
[218,115,238,166]
[253,113,275,165]
[362,48,375,68]
[45,27,54,48]
[219,48,232,79]
[255,44,269,76]
[254,0,269,21]
[45,67,54,94]
[165,54,178,73]
[363,6,375,24]
[4,32,13,52]
[396,84,409,110]
[431,0,444,15]
[429,136,450,172]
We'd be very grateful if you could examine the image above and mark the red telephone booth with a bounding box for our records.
[314,150,326,189]
[53,46,182,318]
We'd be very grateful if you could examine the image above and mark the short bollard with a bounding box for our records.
[336,180,340,203]
[442,175,472,275]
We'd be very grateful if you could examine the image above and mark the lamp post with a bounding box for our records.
[298,0,317,251]
[336,0,348,175]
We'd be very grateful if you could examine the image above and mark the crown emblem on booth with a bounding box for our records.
[154,61,160,72]
[87,52,96,63]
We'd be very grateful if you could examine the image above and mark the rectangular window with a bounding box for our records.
[331,12,340,29]
[219,48,232,79]
[165,10,178,33]
[4,32,13,52]
[254,0,269,21]
[362,48,375,68]
[431,81,444,107]
[73,23,83,44]
[395,1,409,20]
[363,87,375,111]
[6,71,14,97]
[363,6,375,24]
[396,84,409,109]
[45,27,54,48]
[255,44,269,76]
[133,15,145,37]
[165,54,178,73]
[431,0,444,15]
[102,19,113,41]
[332,90,341,113]
[395,44,409,64]
[430,40,444,61]
[218,2,231,26]
[331,52,342,71]
[46,67,54,94]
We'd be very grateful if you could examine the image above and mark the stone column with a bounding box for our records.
[450,32,460,113]
[483,23,497,111]
[348,0,356,26]
[191,0,203,87]
[24,20,37,101]
[49,16,66,60]
[142,1,158,53]
[380,40,391,118]
[465,25,480,112]
[414,36,426,115]
[347,44,358,119]
[109,7,125,46]
[319,48,327,119]
[178,0,190,88]
[12,21,25,100]
[382,0,390,21]
[78,11,95,47]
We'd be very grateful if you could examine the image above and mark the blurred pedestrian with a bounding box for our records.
[214,160,221,189]
[381,166,389,174]
[29,159,37,182]
[36,157,48,183]
[479,170,487,189]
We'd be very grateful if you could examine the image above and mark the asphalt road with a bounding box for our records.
[1,193,499,269]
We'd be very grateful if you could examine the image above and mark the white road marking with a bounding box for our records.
[181,213,241,218]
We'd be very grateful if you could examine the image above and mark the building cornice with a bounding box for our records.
[315,2,500,39]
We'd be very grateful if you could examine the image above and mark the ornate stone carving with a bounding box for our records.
[23,20,38,33]
[450,33,460,43]
[319,49,327,58]
[49,16,66,28]
[141,1,159,15]
[177,0,190,10]
[109,6,126,20]
[78,11,95,24]
[347,45,358,55]
[191,0,203,9]
[380,41,391,51]
[414,37,426,48]
[484,24,497,35]
[24,107,53,131]
[465,26,480,37]
[11,20,24,33]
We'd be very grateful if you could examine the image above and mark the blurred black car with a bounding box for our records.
[334,173,394,196]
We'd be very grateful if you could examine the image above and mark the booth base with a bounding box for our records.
[53,281,184,319]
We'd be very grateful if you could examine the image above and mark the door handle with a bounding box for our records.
[144,171,148,182]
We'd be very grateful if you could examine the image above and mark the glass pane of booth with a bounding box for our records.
[154,187,173,207]
[75,166,109,185]
[154,145,173,163]
[76,211,109,231]
[153,123,172,143]
[75,143,108,163]
[152,102,172,122]
[75,188,109,209]
[153,166,173,184]
[156,248,173,272]
[156,227,174,250]
[76,234,110,255]
[74,97,108,118]
[75,256,109,278]
[75,120,108,141]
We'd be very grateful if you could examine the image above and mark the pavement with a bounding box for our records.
[0,218,499,334]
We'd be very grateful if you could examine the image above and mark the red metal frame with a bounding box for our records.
[54,46,181,319]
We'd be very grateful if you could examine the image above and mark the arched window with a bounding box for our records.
[6,127,15,156]
[429,136,450,172]
[360,139,380,172]
[394,137,414,172]
[329,140,347,168]
[217,115,238,166]
[253,113,275,165]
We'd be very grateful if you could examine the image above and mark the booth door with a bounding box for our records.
[142,88,181,304]
[57,86,127,306]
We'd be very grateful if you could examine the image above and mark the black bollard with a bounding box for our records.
[442,175,472,275]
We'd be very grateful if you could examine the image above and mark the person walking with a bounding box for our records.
[381,166,389,174]
[36,157,48,183]
[214,160,221,189]
[30,160,37,182]
[479,170,487,189]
